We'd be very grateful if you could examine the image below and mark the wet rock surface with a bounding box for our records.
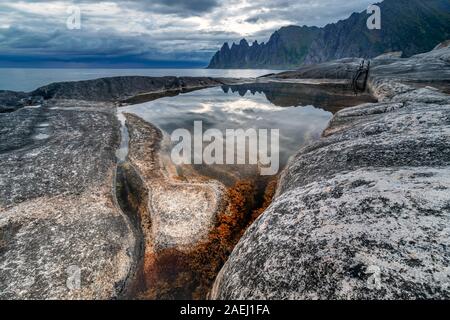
[119,113,229,299]
[211,45,450,299]
[123,113,225,251]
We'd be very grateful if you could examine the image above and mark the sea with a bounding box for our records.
[0,68,282,92]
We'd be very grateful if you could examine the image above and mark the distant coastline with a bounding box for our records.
[0,68,284,92]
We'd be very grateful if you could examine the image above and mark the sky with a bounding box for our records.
[0,0,376,67]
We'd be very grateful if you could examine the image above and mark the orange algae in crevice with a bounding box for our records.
[188,178,277,299]
[135,178,277,300]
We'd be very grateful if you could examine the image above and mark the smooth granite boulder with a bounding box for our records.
[211,45,450,300]
[0,100,137,299]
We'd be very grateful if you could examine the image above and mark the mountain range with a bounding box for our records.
[207,0,450,69]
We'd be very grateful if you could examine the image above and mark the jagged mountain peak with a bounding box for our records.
[220,42,230,51]
[208,25,320,69]
[239,39,249,46]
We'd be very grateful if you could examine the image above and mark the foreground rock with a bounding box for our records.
[211,45,450,299]
[0,100,136,299]
[32,76,224,102]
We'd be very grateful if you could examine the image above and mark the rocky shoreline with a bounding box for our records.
[0,99,135,299]
[211,44,450,299]
[0,76,227,113]
[1,44,449,299]
[0,77,230,299]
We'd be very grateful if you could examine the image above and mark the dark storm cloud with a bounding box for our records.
[136,0,220,15]
[0,0,377,66]
[8,0,221,16]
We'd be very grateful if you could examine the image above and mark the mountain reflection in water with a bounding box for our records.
[120,81,376,184]
[222,81,377,114]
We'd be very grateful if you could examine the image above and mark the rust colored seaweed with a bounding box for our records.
[135,178,277,300]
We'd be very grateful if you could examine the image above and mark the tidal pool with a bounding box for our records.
[119,81,375,183]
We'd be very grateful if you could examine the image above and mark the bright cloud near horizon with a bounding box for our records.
[0,0,376,67]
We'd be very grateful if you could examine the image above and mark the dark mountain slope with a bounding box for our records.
[208,0,450,68]
[207,25,320,69]
[304,0,450,64]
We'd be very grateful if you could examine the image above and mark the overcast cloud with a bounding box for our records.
[0,0,377,67]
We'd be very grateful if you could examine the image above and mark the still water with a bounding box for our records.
[120,82,375,182]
